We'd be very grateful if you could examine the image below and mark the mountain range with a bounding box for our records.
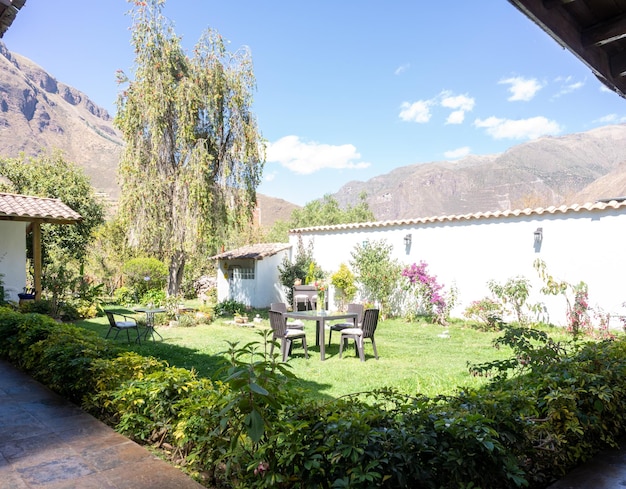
[1,40,626,225]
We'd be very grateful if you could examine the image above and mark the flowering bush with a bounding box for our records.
[463,298,503,330]
[567,281,591,336]
[402,261,450,325]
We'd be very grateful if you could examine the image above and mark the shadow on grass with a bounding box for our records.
[79,312,336,401]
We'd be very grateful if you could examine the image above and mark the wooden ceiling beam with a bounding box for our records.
[582,14,626,47]
[543,0,577,8]
[611,51,626,78]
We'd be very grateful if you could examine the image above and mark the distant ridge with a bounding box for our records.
[332,125,626,221]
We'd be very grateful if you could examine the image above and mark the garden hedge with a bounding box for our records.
[1,306,626,488]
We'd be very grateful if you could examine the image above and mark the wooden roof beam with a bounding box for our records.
[582,14,626,47]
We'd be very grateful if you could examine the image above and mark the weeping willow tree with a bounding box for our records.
[115,0,264,296]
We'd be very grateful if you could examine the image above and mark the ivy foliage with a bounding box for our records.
[115,0,264,296]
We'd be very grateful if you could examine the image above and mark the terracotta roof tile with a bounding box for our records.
[0,192,82,223]
[289,199,626,233]
[211,242,291,260]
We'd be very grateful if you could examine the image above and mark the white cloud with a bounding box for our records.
[553,76,585,98]
[266,136,371,175]
[441,92,475,124]
[474,116,561,140]
[594,113,626,124]
[441,92,475,111]
[499,76,543,101]
[444,146,471,159]
[264,171,277,182]
[400,91,475,124]
[399,100,432,123]
[394,63,410,75]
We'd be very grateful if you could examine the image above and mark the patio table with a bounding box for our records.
[134,307,166,341]
[284,310,357,361]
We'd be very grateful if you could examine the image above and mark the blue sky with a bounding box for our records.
[4,1,626,206]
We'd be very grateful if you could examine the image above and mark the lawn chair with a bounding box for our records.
[268,310,308,362]
[339,308,379,361]
[105,310,141,345]
[328,303,364,346]
[270,302,304,329]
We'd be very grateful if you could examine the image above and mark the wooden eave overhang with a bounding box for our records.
[508,0,626,98]
[0,0,26,38]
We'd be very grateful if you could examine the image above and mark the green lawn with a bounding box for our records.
[78,310,524,400]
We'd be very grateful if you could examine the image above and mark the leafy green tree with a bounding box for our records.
[115,0,264,296]
[488,276,532,325]
[0,151,105,263]
[266,192,375,242]
[350,239,402,318]
[331,263,356,311]
[277,236,315,305]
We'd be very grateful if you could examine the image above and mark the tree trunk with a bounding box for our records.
[167,250,186,297]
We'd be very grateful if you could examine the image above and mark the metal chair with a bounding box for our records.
[270,302,304,329]
[339,308,379,361]
[268,310,308,361]
[328,303,364,346]
[105,311,141,345]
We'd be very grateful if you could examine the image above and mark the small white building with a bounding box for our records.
[212,243,292,308]
[288,199,626,327]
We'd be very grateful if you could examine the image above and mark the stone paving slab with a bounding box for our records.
[0,360,205,489]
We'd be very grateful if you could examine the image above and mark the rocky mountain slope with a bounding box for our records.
[333,125,626,220]
[2,41,626,225]
[0,42,124,201]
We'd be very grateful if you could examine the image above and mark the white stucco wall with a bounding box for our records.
[0,221,28,302]
[289,205,626,326]
[216,249,290,308]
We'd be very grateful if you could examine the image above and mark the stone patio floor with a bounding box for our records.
[0,359,205,489]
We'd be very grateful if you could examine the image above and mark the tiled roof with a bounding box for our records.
[211,242,291,260]
[290,199,626,233]
[0,192,82,223]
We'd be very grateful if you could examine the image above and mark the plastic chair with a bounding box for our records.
[328,303,364,346]
[339,309,379,361]
[270,302,304,329]
[268,310,308,361]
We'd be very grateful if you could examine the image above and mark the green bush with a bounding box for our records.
[122,257,167,297]
[3,307,626,488]
[214,299,247,316]
[113,286,136,306]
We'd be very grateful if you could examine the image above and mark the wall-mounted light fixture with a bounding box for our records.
[404,234,412,247]
[534,227,543,244]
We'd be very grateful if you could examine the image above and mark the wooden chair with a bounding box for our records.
[105,311,141,345]
[328,303,364,346]
[268,310,308,362]
[270,302,304,329]
[339,308,379,361]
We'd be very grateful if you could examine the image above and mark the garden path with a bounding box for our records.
[0,359,204,489]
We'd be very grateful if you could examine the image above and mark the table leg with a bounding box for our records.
[319,319,326,361]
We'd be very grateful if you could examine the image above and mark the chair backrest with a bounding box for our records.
[270,302,288,313]
[346,303,365,325]
[361,309,379,338]
[105,311,117,328]
[268,310,287,339]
